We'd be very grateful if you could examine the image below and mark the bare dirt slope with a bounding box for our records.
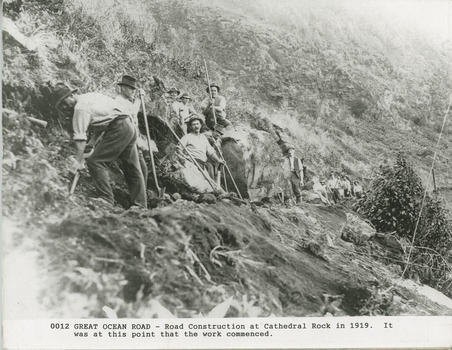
[3,115,451,318]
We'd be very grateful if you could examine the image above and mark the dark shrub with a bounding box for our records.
[356,152,452,295]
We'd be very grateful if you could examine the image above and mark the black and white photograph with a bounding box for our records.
[2,0,452,349]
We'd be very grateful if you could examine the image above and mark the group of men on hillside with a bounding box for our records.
[283,145,363,205]
[54,74,364,209]
[54,75,230,208]
[324,172,363,203]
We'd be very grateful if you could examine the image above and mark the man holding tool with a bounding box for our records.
[178,115,224,172]
[115,74,148,186]
[54,82,147,208]
[200,83,232,130]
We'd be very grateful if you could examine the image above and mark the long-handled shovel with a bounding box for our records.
[158,117,219,192]
[204,59,217,126]
[215,165,222,187]
[139,90,165,198]
[223,169,228,192]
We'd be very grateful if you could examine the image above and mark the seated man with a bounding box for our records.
[178,115,224,172]
[200,83,232,130]
[312,177,331,205]
[54,82,147,208]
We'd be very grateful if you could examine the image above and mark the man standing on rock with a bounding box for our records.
[201,83,232,130]
[115,74,148,186]
[54,82,147,208]
[178,115,224,172]
[285,144,304,204]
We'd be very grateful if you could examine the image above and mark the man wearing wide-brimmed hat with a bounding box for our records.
[173,92,196,134]
[285,144,304,204]
[200,83,232,130]
[115,74,148,186]
[54,82,147,208]
[178,114,224,171]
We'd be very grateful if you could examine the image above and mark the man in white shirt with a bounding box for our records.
[178,115,224,171]
[54,82,146,208]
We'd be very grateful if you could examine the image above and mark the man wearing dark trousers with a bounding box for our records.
[54,83,147,208]
[115,74,148,187]
[201,83,232,130]
[286,144,304,204]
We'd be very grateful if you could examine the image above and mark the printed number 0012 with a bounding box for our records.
[50,323,69,329]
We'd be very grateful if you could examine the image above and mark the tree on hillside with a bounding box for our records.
[356,152,452,295]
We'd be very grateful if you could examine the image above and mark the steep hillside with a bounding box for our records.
[2,0,452,319]
[3,0,452,182]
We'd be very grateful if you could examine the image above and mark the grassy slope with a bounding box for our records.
[3,0,452,186]
[2,0,452,317]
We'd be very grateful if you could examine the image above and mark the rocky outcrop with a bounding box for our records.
[341,212,376,245]
[155,125,309,201]
[220,126,292,200]
[302,190,328,205]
